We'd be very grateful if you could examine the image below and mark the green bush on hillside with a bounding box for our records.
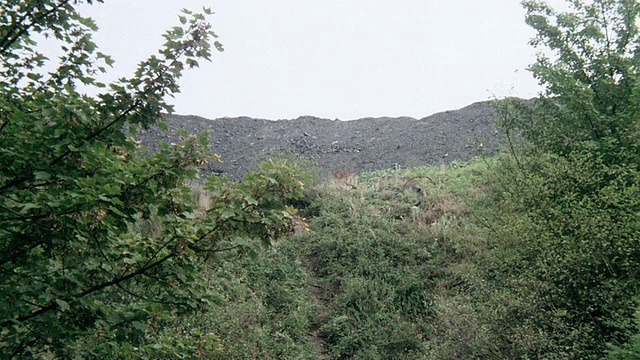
[0,2,310,357]
[489,0,640,357]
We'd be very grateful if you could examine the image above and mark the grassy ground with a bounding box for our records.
[159,155,638,359]
[168,158,512,359]
[301,159,498,359]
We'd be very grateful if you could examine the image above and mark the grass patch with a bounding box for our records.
[118,155,638,359]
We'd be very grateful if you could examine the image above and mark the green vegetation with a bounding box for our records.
[490,0,640,357]
[0,1,308,357]
[1,0,639,358]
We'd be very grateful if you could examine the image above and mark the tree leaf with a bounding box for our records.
[55,299,71,312]
[33,171,51,180]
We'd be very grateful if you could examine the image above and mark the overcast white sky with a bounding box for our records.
[75,1,568,120]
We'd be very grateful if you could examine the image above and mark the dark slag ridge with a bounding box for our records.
[138,100,502,180]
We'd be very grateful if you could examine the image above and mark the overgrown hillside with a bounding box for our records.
[3,0,639,358]
[122,158,500,359]
[131,152,637,359]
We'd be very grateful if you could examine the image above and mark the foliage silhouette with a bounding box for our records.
[0,1,308,357]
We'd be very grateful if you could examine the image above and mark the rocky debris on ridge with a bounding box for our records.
[137,99,502,180]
